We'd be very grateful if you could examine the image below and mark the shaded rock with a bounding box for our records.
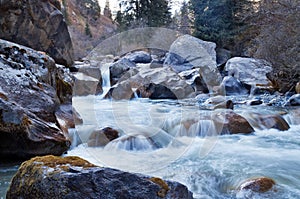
[55,104,83,133]
[0,99,70,159]
[204,96,234,110]
[87,127,119,147]
[221,76,249,96]
[110,58,136,85]
[55,64,74,104]
[7,155,194,199]
[216,48,231,67]
[73,73,100,96]
[164,35,222,91]
[296,82,300,94]
[0,0,74,66]
[213,110,254,135]
[225,57,273,87]
[125,51,152,63]
[285,94,300,106]
[179,69,209,93]
[238,177,276,193]
[242,112,289,131]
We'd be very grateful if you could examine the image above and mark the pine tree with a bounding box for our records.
[116,0,172,29]
[190,0,254,51]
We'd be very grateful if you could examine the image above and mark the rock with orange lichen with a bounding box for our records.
[7,155,194,199]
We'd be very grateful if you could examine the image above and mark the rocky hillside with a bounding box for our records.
[60,0,117,60]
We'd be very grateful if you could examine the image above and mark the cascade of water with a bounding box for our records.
[98,63,111,99]
[68,128,82,149]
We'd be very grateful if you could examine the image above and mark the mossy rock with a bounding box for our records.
[238,177,276,193]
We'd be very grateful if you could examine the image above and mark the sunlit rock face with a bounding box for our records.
[6,155,194,199]
[0,0,74,66]
[164,35,222,92]
[225,57,273,88]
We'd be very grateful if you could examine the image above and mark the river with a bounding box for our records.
[1,95,300,198]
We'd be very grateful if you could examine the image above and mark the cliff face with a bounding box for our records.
[61,0,117,60]
[0,0,74,67]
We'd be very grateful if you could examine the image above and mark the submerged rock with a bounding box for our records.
[238,177,276,193]
[285,94,300,106]
[0,0,74,66]
[88,127,119,147]
[7,155,194,199]
[242,113,290,131]
[0,99,70,159]
[213,110,255,135]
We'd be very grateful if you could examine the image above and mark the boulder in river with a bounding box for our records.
[238,177,276,193]
[0,0,74,66]
[108,64,195,100]
[212,110,255,135]
[225,57,273,89]
[124,51,152,64]
[7,155,194,199]
[88,127,119,147]
[0,99,70,159]
[221,76,249,96]
[164,35,221,92]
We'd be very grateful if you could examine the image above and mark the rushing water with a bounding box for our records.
[66,96,300,199]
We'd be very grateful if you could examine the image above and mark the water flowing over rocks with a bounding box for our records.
[212,110,255,135]
[0,0,74,66]
[242,112,290,131]
[225,57,273,92]
[285,94,300,106]
[7,155,194,199]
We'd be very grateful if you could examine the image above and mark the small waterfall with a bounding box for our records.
[68,128,82,149]
[104,127,181,151]
[99,63,111,99]
[132,87,139,99]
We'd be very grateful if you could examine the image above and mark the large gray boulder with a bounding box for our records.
[0,0,74,66]
[225,57,273,87]
[107,64,195,100]
[0,40,72,159]
[164,35,222,92]
[7,155,194,199]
